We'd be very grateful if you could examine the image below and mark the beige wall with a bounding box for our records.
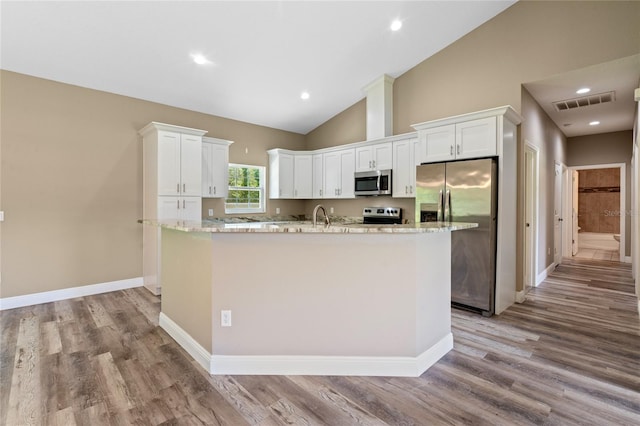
[0,71,305,298]
[567,130,634,254]
[520,87,567,277]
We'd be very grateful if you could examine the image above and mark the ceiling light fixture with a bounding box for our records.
[589,121,600,126]
[300,91,310,100]
[576,87,591,94]
[191,54,210,65]
[390,19,402,31]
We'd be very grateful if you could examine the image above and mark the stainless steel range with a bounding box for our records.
[362,207,403,224]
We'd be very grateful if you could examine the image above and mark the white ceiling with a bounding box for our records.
[524,54,640,138]
[0,0,516,135]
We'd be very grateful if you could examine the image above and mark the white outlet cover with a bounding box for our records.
[0,211,4,222]
[221,310,232,327]
[208,209,214,216]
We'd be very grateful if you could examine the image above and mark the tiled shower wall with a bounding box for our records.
[578,168,620,233]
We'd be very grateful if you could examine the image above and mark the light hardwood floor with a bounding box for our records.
[1,258,639,425]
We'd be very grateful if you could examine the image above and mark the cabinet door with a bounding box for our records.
[323,151,340,198]
[158,196,179,220]
[270,152,294,199]
[157,132,181,196]
[180,197,202,221]
[210,143,229,198]
[338,149,355,198]
[294,154,313,199]
[456,117,497,159]
[355,146,374,172]
[312,154,324,198]
[372,142,393,170]
[392,138,417,198]
[180,134,202,196]
[202,142,213,196]
[418,125,455,164]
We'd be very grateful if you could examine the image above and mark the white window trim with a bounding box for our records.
[225,163,266,214]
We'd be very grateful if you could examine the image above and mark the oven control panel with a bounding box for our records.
[362,207,403,224]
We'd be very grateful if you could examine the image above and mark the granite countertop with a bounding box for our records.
[140,219,478,234]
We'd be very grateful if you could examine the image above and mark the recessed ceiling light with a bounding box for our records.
[191,54,211,65]
[576,87,591,94]
[300,92,310,100]
[589,121,600,126]
[390,19,402,31]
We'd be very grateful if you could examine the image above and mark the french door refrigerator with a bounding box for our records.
[415,158,498,315]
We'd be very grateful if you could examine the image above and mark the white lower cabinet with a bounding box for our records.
[392,137,419,198]
[323,148,355,198]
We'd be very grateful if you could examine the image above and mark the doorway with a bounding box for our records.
[524,143,539,291]
[567,163,626,262]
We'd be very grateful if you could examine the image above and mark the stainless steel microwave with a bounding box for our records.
[354,169,392,196]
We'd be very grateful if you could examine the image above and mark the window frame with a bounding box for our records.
[224,163,266,214]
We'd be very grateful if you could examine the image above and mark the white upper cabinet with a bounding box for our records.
[392,137,419,198]
[157,131,202,197]
[355,142,393,172]
[312,154,324,198]
[455,116,497,160]
[324,148,355,199]
[416,125,456,164]
[202,136,233,198]
[294,154,313,199]
[268,150,294,199]
[415,117,497,164]
[180,134,203,196]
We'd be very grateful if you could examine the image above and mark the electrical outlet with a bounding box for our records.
[547,248,551,256]
[275,207,280,214]
[221,310,232,327]
[208,209,214,217]
[330,207,334,214]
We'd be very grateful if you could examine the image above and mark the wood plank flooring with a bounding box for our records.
[1,258,639,425]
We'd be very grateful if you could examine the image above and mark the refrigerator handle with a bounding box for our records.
[444,189,452,222]
[437,190,444,222]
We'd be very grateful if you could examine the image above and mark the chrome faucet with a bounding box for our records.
[312,204,331,226]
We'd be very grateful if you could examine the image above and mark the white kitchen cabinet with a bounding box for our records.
[312,153,324,198]
[140,122,208,295]
[268,149,294,199]
[202,136,233,198]
[416,116,497,163]
[324,148,355,198]
[294,154,313,198]
[158,196,202,221]
[355,142,393,172]
[392,136,419,198]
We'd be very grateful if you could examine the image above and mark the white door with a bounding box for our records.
[294,154,313,198]
[419,124,456,163]
[180,197,202,221]
[455,117,497,159]
[524,148,535,291]
[158,196,179,220]
[312,154,324,198]
[201,142,213,197]
[210,143,229,198]
[158,132,181,196]
[554,163,563,265]
[339,149,355,198]
[372,142,393,170]
[355,147,374,172]
[392,138,414,198]
[572,170,580,256]
[323,151,340,198]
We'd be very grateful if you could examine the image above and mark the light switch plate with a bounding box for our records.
[0,211,4,222]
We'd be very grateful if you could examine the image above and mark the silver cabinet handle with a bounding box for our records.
[372,160,376,168]
[456,145,460,155]
[410,185,413,194]
[177,183,180,194]
[209,186,212,195]
[213,186,216,195]
[183,183,186,193]
[405,185,408,194]
[450,146,453,156]
[183,199,186,208]
[177,199,180,209]
[320,189,322,197]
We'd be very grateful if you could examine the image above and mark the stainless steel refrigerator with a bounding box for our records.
[415,158,498,315]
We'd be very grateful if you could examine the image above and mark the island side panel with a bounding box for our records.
[160,228,214,353]
[414,231,451,354]
[209,232,451,358]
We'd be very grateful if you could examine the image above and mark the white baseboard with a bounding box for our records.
[0,277,143,310]
[159,312,453,377]
[515,290,526,303]
[536,263,556,286]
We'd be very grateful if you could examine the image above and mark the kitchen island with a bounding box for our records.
[144,220,476,377]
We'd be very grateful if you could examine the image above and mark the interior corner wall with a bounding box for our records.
[0,70,305,299]
[567,130,634,257]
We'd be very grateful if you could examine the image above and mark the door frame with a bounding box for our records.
[566,163,626,262]
[554,162,566,266]
[524,142,539,290]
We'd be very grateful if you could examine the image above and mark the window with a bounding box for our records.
[225,164,266,214]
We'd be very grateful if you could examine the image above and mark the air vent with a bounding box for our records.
[553,91,615,111]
